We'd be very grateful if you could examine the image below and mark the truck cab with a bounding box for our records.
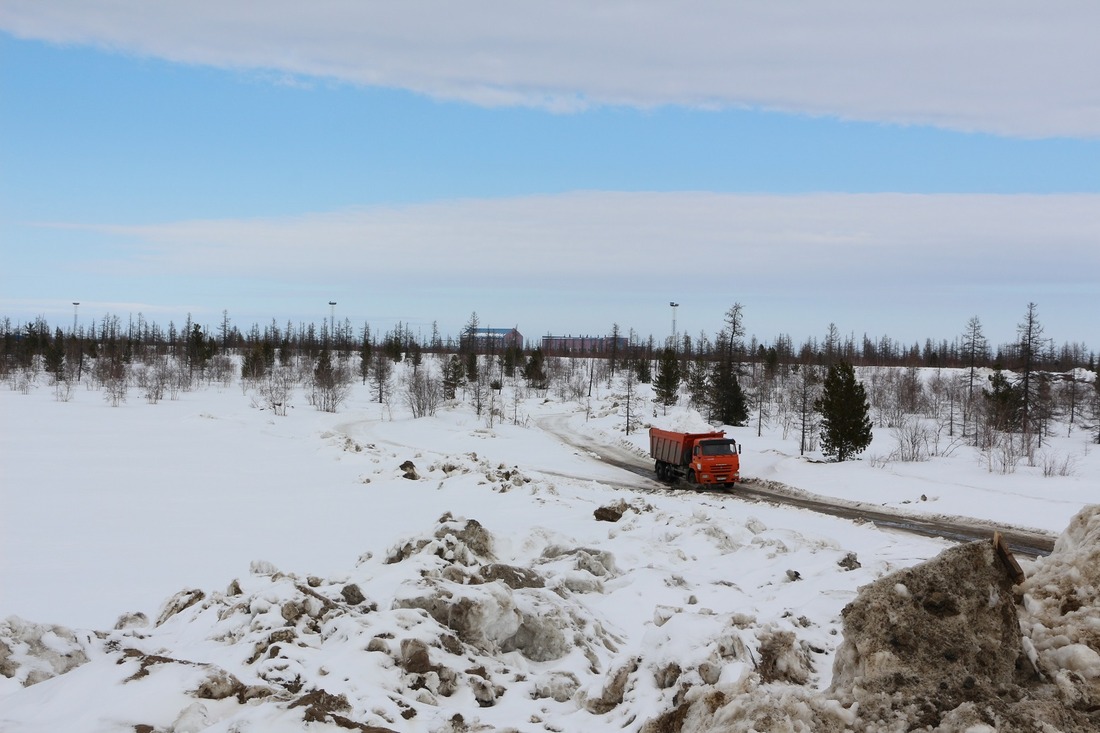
[691,438,740,485]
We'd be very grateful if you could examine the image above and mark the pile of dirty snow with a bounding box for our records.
[0,461,922,733]
[5,503,1097,732]
[640,504,1100,733]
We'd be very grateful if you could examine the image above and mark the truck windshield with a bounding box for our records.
[699,441,734,456]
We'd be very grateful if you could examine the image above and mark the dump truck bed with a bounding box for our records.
[649,428,727,466]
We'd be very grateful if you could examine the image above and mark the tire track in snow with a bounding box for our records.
[535,414,1057,558]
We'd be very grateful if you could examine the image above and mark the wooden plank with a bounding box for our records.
[993,531,1026,585]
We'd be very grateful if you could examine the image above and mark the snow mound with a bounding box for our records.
[0,617,93,687]
[4,496,1097,732]
[827,538,1027,728]
[641,505,1100,732]
[1019,504,1100,699]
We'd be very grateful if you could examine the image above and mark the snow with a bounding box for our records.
[1,362,1097,731]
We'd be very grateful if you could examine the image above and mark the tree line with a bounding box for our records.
[3,303,1098,463]
[3,304,1094,376]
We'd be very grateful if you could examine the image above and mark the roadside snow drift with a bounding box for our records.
[640,504,1100,733]
[3,495,1098,732]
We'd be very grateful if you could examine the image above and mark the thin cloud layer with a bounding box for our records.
[2,1,1097,138]
[72,192,1100,280]
[30,192,1096,344]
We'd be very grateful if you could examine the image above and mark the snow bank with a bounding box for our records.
[2,497,1097,732]
[1019,505,1100,692]
[0,491,870,732]
[642,505,1100,732]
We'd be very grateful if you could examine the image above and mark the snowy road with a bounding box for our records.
[534,414,1058,557]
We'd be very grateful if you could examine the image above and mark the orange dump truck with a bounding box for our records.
[648,428,741,488]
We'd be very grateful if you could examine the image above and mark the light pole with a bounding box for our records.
[669,302,679,350]
[72,302,80,336]
[328,301,337,347]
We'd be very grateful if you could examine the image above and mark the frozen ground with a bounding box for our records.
[1,365,1097,731]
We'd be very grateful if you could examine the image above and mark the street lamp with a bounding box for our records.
[669,302,679,350]
[328,301,337,346]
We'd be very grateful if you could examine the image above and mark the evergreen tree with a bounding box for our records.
[45,328,65,380]
[371,346,392,404]
[653,347,681,413]
[186,322,213,379]
[380,332,398,362]
[501,344,521,378]
[1033,372,1056,446]
[982,367,1023,432]
[686,354,709,411]
[814,361,873,461]
[686,334,711,410]
[442,355,465,399]
[706,303,748,426]
[763,346,780,380]
[241,344,268,382]
[708,358,748,426]
[458,312,480,380]
[524,348,548,390]
[465,349,479,382]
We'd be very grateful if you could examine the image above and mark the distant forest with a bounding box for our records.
[4,302,1099,460]
[2,302,1094,373]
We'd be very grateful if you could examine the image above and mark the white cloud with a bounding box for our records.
[30,192,1097,345]
[2,1,1098,138]
[72,191,1098,279]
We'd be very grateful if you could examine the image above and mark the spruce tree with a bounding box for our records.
[442,355,465,399]
[686,335,711,410]
[371,346,393,404]
[708,358,748,426]
[502,345,521,378]
[524,348,548,390]
[45,328,65,379]
[983,368,1023,431]
[653,347,681,412]
[814,360,873,461]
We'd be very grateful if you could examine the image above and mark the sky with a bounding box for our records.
[1,1,1098,349]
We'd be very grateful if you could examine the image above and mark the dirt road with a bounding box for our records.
[536,415,1057,557]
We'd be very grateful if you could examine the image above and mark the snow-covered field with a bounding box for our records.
[1,363,1097,731]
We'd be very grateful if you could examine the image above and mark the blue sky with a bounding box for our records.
[2,2,1098,350]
